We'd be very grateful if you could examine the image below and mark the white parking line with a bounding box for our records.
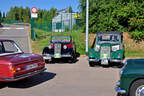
[16,28,25,29]
[0,27,11,29]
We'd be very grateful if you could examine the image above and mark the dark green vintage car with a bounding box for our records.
[88,31,125,67]
[115,59,144,96]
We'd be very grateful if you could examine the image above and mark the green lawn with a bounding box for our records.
[31,29,144,58]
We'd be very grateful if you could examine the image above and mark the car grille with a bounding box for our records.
[100,46,110,59]
[54,44,61,54]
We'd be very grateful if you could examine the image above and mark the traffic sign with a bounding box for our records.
[31,13,38,18]
[31,7,37,13]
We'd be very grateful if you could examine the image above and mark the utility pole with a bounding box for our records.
[86,0,89,55]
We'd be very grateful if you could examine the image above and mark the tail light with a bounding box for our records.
[15,67,21,72]
[10,66,21,73]
[48,44,54,49]
[11,67,16,73]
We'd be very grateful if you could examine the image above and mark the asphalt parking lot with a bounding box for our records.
[0,57,120,96]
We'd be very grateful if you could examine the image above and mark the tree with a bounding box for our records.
[68,6,73,13]
[0,10,1,25]
[2,12,6,22]
[79,0,144,35]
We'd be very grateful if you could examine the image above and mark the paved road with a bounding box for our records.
[0,24,32,53]
[0,57,120,96]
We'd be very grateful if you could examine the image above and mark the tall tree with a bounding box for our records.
[0,10,2,25]
[79,0,144,34]
[2,12,5,22]
[68,6,73,13]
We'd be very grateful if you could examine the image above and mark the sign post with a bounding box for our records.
[31,7,38,40]
[86,0,89,55]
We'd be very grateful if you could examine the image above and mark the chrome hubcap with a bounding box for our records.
[136,85,144,96]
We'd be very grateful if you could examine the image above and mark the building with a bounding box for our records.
[52,12,77,32]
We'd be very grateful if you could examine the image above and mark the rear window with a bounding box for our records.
[3,41,18,53]
[0,41,22,54]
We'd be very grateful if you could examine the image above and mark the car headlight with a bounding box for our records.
[94,45,100,52]
[48,45,52,49]
[119,60,127,77]
[120,68,124,77]
[112,45,120,51]
[63,45,67,49]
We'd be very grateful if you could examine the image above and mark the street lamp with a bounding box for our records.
[86,0,89,55]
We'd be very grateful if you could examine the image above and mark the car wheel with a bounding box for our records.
[117,93,125,96]
[69,52,76,63]
[130,79,144,96]
[45,59,49,64]
[89,62,95,67]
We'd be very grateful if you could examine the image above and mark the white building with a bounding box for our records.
[52,13,77,32]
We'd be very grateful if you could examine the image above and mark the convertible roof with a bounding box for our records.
[96,31,122,35]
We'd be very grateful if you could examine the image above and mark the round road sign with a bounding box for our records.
[31,7,37,13]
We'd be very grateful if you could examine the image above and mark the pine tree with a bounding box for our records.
[68,6,73,13]
[2,12,6,22]
[0,10,2,25]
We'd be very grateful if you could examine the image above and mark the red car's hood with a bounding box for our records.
[0,53,42,65]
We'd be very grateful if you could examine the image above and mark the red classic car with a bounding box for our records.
[0,39,46,81]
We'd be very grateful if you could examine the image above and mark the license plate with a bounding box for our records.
[54,53,61,58]
[101,59,108,65]
[102,54,108,59]
[25,64,38,70]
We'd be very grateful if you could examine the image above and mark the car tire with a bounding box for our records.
[130,79,144,96]
[89,62,95,67]
[117,93,125,96]
[69,51,76,63]
[45,59,49,64]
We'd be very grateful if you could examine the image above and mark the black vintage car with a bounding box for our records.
[42,36,76,62]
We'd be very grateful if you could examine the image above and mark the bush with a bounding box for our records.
[130,30,144,41]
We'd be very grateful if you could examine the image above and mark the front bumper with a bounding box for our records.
[115,80,126,95]
[88,58,99,62]
[88,58,123,63]
[43,54,72,59]
[0,67,46,81]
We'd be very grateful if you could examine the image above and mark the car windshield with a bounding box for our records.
[0,41,22,55]
[98,34,120,43]
[51,36,71,42]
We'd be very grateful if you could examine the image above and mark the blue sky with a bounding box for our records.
[0,0,80,13]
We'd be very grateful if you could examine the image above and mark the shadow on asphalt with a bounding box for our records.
[47,57,79,64]
[0,72,56,89]
[91,62,124,69]
[45,52,80,64]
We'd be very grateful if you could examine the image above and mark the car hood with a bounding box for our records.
[99,43,119,47]
[0,53,42,65]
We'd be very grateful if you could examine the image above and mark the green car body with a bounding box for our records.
[88,31,125,66]
[116,59,144,96]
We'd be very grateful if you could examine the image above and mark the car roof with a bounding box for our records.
[0,39,13,42]
[51,36,72,39]
[51,35,72,38]
[97,31,122,35]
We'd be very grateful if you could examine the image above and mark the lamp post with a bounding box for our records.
[86,0,89,55]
